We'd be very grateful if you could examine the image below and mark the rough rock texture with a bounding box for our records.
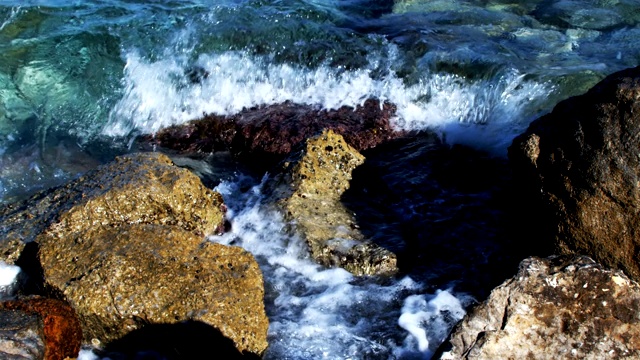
[147,99,400,169]
[0,298,82,360]
[0,238,25,265]
[509,66,640,281]
[443,256,640,360]
[267,129,397,275]
[37,224,268,356]
[0,310,44,359]
[0,152,268,355]
[0,152,226,244]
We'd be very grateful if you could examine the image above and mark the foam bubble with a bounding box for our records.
[0,262,20,287]
[396,290,467,357]
[77,349,99,360]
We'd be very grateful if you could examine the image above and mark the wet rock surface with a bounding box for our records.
[0,152,268,355]
[509,66,640,282]
[442,256,640,359]
[147,99,400,170]
[0,297,82,360]
[266,129,397,276]
[0,309,44,360]
[0,152,226,244]
[38,223,268,355]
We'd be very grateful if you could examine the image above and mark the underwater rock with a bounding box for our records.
[0,152,225,244]
[0,297,82,360]
[38,223,268,356]
[509,66,640,282]
[442,256,640,359]
[148,99,400,170]
[266,129,397,276]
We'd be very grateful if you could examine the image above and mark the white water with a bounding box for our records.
[105,49,552,154]
[207,175,470,359]
[0,261,21,299]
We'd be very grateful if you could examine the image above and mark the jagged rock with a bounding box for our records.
[0,152,225,244]
[442,256,640,359]
[0,309,44,359]
[267,129,397,276]
[147,99,400,169]
[0,298,82,360]
[38,224,268,355]
[509,66,640,281]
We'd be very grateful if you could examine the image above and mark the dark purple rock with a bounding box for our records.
[146,99,401,168]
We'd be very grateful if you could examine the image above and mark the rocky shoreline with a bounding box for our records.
[1,66,640,359]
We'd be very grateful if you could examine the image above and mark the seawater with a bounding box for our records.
[1,0,639,359]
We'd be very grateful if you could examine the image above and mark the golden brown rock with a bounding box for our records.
[0,238,25,265]
[0,152,225,243]
[38,224,268,356]
[268,129,397,275]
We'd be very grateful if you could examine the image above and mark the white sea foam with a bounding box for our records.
[210,175,469,359]
[396,291,467,357]
[77,349,99,360]
[105,49,552,153]
[0,261,21,299]
[0,261,20,287]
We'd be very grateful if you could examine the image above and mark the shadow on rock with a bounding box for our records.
[342,132,554,299]
[100,321,261,360]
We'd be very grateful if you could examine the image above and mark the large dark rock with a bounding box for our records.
[266,129,397,276]
[509,66,640,281]
[442,256,640,359]
[147,99,400,169]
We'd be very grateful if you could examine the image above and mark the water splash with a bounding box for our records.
[208,174,470,359]
[105,49,552,153]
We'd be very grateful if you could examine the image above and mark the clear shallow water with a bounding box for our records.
[1,0,639,358]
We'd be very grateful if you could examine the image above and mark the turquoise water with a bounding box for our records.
[1,0,639,358]
[1,0,638,201]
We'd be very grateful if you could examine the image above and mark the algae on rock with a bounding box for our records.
[267,129,397,276]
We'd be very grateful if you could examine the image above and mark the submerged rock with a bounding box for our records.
[266,129,397,276]
[442,256,640,359]
[0,297,82,360]
[509,66,640,281]
[38,224,268,356]
[148,99,400,169]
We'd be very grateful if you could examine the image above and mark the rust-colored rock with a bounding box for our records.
[148,99,400,168]
[443,256,640,359]
[38,224,268,356]
[509,66,640,281]
[0,298,82,360]
[0,152,225,244]
[266,129,397,276]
